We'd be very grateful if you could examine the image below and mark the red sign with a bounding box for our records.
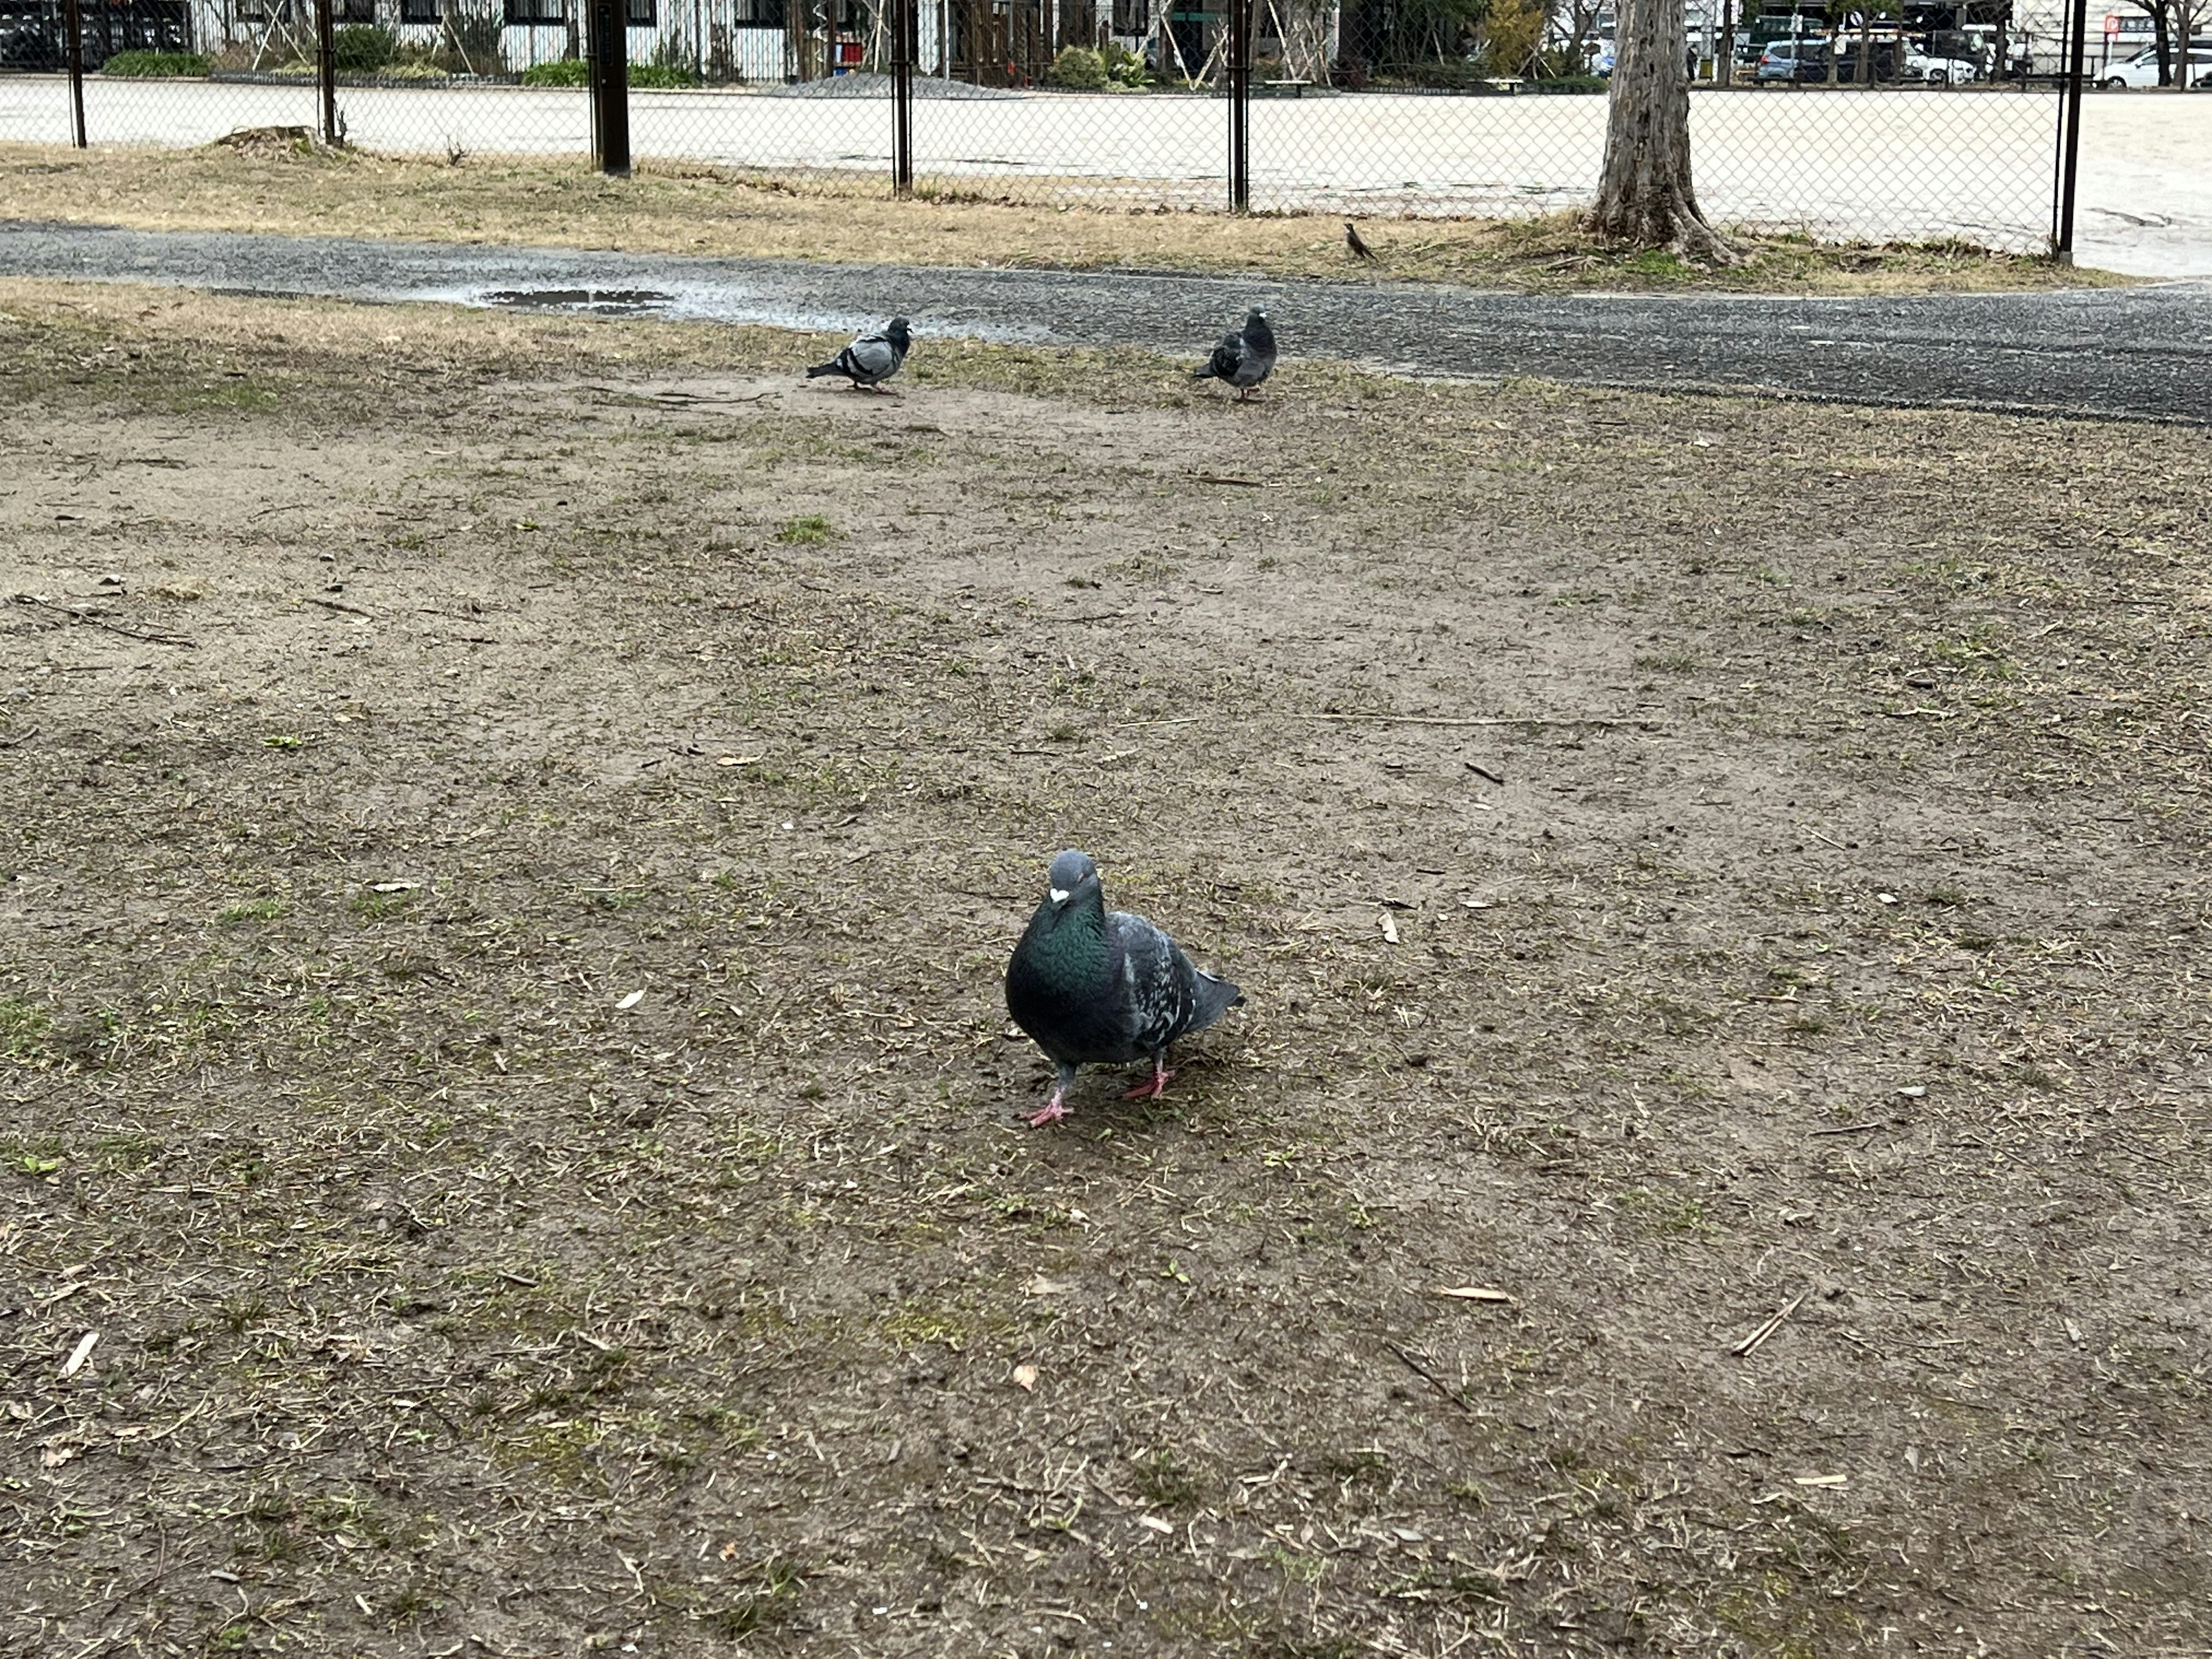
[2103,12,2120,33]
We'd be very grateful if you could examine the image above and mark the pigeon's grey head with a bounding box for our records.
[886,316,911,344]
[1245,307,1268,325]
[1044,849,1100,909]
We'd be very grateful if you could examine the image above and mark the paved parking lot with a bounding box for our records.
[0,74,2205,270]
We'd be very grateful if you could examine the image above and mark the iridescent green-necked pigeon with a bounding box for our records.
[1004,850,1243,1127]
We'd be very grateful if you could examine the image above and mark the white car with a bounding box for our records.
[2100,43,2212,88]
[1916,50,1981,83]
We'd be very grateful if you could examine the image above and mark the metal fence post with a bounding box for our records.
[892,0,914,196]
[588,0,631,175]
[1226,0,1249,211]
[315,0,338,146]
[2052,0,2089,259]
[63,0,86,146]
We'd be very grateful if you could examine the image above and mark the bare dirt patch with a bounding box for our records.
[2,279,2208,1657]
[0,141,2130,295]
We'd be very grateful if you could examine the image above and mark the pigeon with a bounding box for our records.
[806,317,911,393]
[1004,850,1243,1127]
[1192,307,1277,402]
[1344,220,1377,262]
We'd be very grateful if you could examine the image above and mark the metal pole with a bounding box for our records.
[892,0,913,194]
[589,0,631,174]
[1226,0,1249,211]
[2054,0,2088,257]
[315,0,338,146]
[63,0,86,147]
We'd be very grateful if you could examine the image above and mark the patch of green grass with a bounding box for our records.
[701,1558,802,1639]
[880,1304,968,1351]
[1133,1448,1204,1510]
[349,887,416,920]
[775,514,836,546]
[0,997,53,1062]
[218,897,288,924]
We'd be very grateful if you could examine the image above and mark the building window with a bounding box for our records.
[338,0,376,19]
[505,0,565,20]
[1111,0,1146,33]
[400,0,440,20]
[627,0,654,21]
[736,0,783,22]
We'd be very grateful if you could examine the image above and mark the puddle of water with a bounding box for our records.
[409,281,1054,344]
[482,287,675,316]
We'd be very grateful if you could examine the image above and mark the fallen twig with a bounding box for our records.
[1730,1293,1806,1358]
[304,596,374,619]
[1387,1343,1482,1418]
[10,593,195,647]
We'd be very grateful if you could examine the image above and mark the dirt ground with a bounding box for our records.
[2,278,2208,1658]
[0,140,2133,295]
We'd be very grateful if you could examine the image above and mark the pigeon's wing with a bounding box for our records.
[1108,912,1236,1060]
[1108,911,1200,1056]
[841,333,899,381]
[1235,321,1278,387]
[1197,330,1245,382]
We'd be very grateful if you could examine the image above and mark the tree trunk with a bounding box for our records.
[1586,0,1734,260]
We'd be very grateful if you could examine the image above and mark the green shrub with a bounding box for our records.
[1102,40,1149,86]
[521,57,698,86]
[332,23,396,71]
[521,56,588,86]
[1045,45,1107,89]
[99,50,209,77]
[1525,71,1609,93]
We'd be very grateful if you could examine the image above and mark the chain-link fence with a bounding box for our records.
[0,0,2089,252]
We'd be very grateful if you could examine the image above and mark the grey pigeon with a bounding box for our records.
[1004,850,1243,1127]
[1344,220,1377,262]
[1192,308,1277,402]
[807,317,911,393]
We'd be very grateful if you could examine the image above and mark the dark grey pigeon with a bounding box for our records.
[807,317,911,393]
[1004,850,1243,1127]
[1192,307,1277,402]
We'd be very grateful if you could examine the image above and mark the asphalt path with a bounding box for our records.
[4,220,2206,423]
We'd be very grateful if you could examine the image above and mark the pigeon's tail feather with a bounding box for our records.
[1187,971,1242,1037]
[1192,362,1218,381]
[806,360,842,378]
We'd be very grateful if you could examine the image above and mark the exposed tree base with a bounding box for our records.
[1588,0,1737,266]
[1584,196,1739,266]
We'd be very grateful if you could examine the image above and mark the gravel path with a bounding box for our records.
[5,219,2207,422]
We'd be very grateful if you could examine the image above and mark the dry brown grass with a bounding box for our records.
[0,138,2135,294]
[2,279,2207,1657]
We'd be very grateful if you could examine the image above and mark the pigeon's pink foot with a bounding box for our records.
[1026,1094,1070,1128]
[1122,1065,1176,1101]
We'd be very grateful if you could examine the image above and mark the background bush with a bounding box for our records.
[520,57,698,86]
[1045,45,1107,89]
[99,50,209,77]
[521,57,588,85]
[332,24,396,72]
